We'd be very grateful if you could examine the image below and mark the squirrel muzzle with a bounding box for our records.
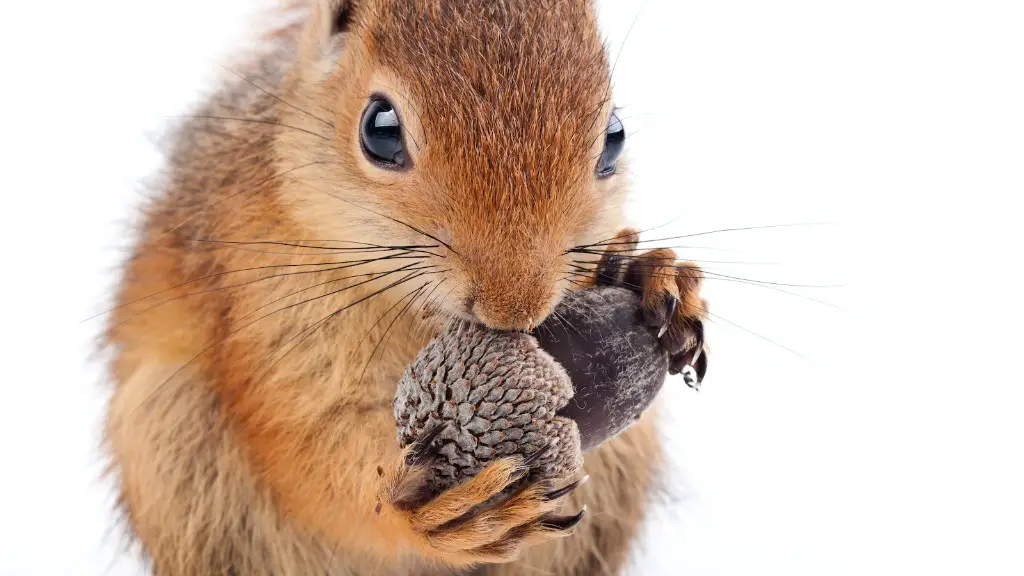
[460,244,561,331]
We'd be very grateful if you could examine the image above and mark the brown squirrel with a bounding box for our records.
[103,1,708,574]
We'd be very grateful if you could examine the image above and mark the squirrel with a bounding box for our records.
[103,1,708,574]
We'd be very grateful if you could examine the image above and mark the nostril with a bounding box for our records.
[472,304,536,331]
[468,284,556,330]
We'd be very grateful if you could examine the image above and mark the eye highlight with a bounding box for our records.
[596,112,625,178]
[360,97,408,169]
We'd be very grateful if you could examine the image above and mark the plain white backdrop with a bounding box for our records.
[2,1,1022,574]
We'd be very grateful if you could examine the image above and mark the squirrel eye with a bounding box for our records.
[360,98,407,169]
[596,112,625,178]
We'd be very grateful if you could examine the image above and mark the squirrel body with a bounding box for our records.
[104,2,705,574]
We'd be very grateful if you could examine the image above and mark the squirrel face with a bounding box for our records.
[283,0,628,330]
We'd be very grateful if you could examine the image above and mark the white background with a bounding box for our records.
[2,1,1022,574]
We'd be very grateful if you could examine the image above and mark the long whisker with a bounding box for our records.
[566,265,821,296]
[184,236,442,258]
[356,284,426,366]
[583,217,683,249]
[356,281,431,388]
[215,63,336,130]
[84,253,420,322]
[294,180,458,255]
[262,271,444,392]
[167,244,409,257]
[413,279,446,322]
[568,260,840,289]
[563,278,590,290]
[235,263,434,324]
[565,256,843,310]
[702,306,807,359]
[166,115,332,141]
[566,266,839,308]
[701,270,842,289]
[378,281,433,360]
[109,258,429,330]
[574,222,833,250]
[186,238,438,251]
[245,271,431,389]
[570,247,733,258]
[409,279,449,344]
[564,265,644,292]
[609,0,650,81]
[156,161,329,240]
[130,268,425,416]
[569,248,778,266]
[418,284,456,331]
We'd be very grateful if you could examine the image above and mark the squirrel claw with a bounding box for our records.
[406,423,445,466]
[522,440,556,468]
[377,455,583,565]
[595,229,710,388]
[540,506,587,531]
[544,475,589,501]
[669,320,707,388]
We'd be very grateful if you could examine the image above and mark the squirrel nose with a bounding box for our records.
[471,301,543,331]
[469,279,556,331]
[459,241,561,330]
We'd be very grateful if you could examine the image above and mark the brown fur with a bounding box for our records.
[103,1,703,574]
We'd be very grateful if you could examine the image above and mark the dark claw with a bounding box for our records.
[406,423,445,466]
[510,461,534,484]
[392,483,439,512]
[662,330,687,356]
[668,353,687,375]
[681,365,700,390]
[541,507,587,531]
[690,319,706,365]
[669,356,704,389]
[643,292,677,329]
[522,441,554,468]
[544,475,589,501]
[622,262,646,296]
[596,255,627,286]
[669,321,707,389]
[693,346,709,383]
[658,295,678,338]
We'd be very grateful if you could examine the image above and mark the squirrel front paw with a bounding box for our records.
[593,228,709,388]
[375,429,587,566]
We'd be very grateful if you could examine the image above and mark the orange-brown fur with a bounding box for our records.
[103,1,703,574]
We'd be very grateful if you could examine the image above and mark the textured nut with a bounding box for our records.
[394,324,583,493]
[394,286,669,494]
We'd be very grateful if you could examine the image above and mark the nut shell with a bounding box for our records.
[394,287,669,493]
[394,323,583,493]
[535,287,669,451]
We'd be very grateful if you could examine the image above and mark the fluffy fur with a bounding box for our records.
[103,1,704,574]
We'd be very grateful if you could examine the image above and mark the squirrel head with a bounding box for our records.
[276,0,629,330]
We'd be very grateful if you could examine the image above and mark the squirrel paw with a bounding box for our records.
[375,429,587,566]
[594,228,709,388]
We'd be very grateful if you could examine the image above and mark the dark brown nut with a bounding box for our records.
[535,286,669,451]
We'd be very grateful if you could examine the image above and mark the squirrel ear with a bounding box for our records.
[300,0,357,60]
[314,0,355,38]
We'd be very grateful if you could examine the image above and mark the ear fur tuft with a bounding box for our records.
[314,0,355,39]
[330,0,354,35]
